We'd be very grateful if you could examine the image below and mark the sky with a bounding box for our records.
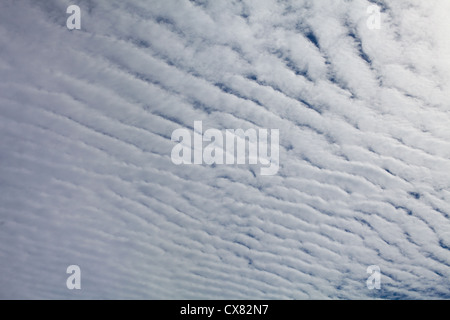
[0,0,449,299]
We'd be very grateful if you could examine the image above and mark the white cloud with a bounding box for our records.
[0,0,449,299]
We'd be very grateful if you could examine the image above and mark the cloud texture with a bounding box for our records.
[0,0,449,299]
